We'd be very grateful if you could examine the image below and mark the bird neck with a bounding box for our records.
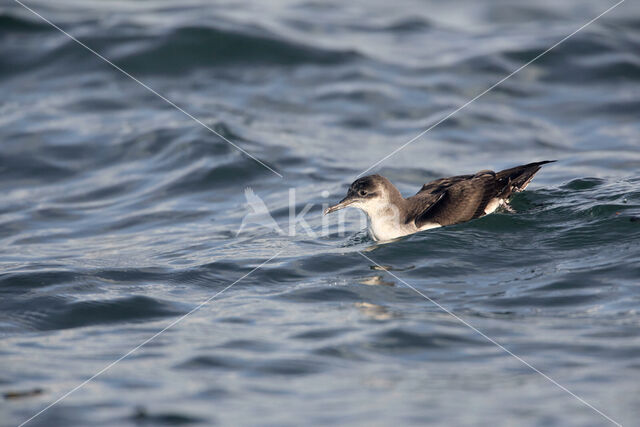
[365,198,410,241]
[381,181,408,213]
[363,185,410,241]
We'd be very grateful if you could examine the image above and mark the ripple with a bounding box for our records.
[0,153,73,187]
[2,2,640,425]
[114,25,359,74]
[4,295,181,331]
[277,286,361,303]
[161,156,277,195]
[0,13,49,32]
[130,406,205,425]
[253,358,324,376]
[175,355,238,370]
[561,177,605,191]
[0,269,76,286]
[291,327,353,340]
[371,328,489,351]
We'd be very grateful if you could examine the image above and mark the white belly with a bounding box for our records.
[484,198,504,215]
[369,219,440,241]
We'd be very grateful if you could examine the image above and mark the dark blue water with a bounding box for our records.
[2,0,640,426]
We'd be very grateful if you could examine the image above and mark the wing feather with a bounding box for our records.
[412,172,497,228]
[410,161,554,229]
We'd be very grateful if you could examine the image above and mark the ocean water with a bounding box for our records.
[1,0,640,425]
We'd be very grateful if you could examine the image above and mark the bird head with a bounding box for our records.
[324,175,394,216]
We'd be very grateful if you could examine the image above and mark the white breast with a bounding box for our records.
[484,198,504,215]
[368,215,441,241]
[418,222,441,232]
[358,198,442,241]
[369,220,409,241]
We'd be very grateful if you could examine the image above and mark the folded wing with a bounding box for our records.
[412,171,498,227]
[411,161,555,228]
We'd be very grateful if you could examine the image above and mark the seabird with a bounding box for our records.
[324,161,555,241]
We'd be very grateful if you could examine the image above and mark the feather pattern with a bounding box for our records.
[412,161,555,228]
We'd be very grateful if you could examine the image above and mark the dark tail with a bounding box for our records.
[496,160,556,195]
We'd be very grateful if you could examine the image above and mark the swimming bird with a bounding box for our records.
[324,161,555,241]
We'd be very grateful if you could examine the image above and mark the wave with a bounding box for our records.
[0,15,360,77]
[0,13,49,32]
[4,295,182,332]
[114,25,359,71]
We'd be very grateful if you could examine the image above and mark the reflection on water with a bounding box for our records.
[355,302,395,321]
[359,275,395,287]
[370,264,415,271]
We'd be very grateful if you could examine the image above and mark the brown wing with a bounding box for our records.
[411,161,555,228]
[412,171,499,228]
[417,174,473,195]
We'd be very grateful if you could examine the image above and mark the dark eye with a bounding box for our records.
[359,190,367,197]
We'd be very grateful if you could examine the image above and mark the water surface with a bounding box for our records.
[1,0,640,426]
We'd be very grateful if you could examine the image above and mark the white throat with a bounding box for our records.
[356,197,415,241]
